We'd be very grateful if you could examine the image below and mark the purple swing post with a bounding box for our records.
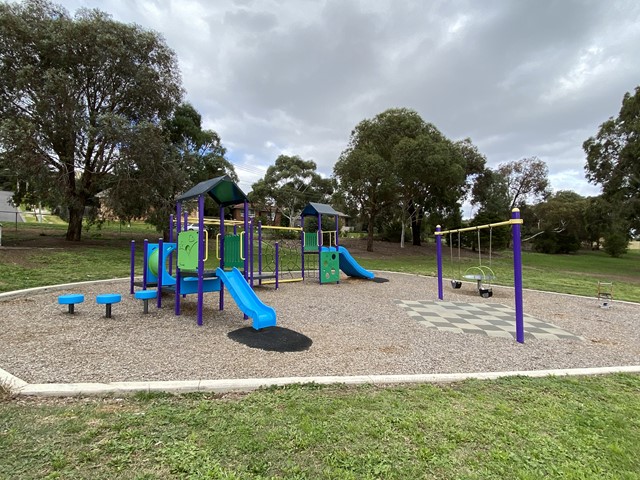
[512,208,524,344]
[436,226,443,300]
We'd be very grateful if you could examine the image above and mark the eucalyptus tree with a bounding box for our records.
[334,108,484,251]
[584,85,640,232]
[0,1,182,240]
[250,155,332,227]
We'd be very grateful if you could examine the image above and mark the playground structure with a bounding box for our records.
[435,208,525,343]
[128,176,375,330]
[301,202,375,284]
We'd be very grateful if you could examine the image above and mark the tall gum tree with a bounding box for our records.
[0,1,182,240]
[584,85,640,231]
[250,155,332,227]
[334,108,485,251]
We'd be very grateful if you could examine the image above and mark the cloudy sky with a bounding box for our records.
[56,0,640,207]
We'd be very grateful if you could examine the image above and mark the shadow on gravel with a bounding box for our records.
[228,326,313,352]
[371,277,389,283]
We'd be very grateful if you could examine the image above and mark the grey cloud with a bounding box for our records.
[54,0,640,194]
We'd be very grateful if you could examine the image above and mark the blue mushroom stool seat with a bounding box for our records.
[58,294,84,314]
[96,294,121,318]
[134,289,157,314]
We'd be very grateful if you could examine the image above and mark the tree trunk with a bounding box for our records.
[400,220,405,248]
[411,206,422,246]
[66,204,84,241]
[367,218,374,252]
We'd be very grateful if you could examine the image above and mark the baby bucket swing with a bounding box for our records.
[462,228,496,298]
[449,231,462,289]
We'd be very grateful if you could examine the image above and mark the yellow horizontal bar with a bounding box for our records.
[261,278,303,285]
[259,225,303,232]
[187,217,244,226]
[435,219,523,235]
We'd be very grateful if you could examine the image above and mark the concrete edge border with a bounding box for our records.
[10,365,640,397]
[0,367,28,391]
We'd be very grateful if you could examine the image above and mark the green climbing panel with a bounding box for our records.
[177,230,199,271]
[304,232,319,252]
[320,250,340,284]
[224,234,244,270]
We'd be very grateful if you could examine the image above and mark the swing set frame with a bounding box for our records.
[435,208,525,343]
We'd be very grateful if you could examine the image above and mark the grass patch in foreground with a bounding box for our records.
[1,374,639,479]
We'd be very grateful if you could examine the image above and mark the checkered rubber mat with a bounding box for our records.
[395,300,583,341]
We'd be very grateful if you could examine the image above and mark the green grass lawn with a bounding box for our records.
[1,226,640,478]
[2,375,639,479]
[358,249,640,303]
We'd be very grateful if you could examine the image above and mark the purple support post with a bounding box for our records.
[183,210,188,231]
[436,226,443,300]
[175,203,182,316]
[335,215,339,248]
[249,217,254,287]
[234,225,237,235]
[317,213,322,252]
[130,240,135,295]
[243,201,249,281]
[301,216,305,281]
[169,214,174,275]
[258,221,263,285]
[197,195,205,326]
[512,208,525,343]
[275,242,280,290]
[142,239,149,290]
[157,237,163,309]
[219,204,225,312]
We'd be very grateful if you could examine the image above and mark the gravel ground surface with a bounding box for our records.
[1,272,639,384]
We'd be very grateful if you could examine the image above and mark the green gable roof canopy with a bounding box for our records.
[175,175,248,207]
[301,202,346,217]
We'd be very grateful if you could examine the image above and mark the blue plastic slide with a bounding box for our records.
[337,246,375,279]
[215,267,277,330]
